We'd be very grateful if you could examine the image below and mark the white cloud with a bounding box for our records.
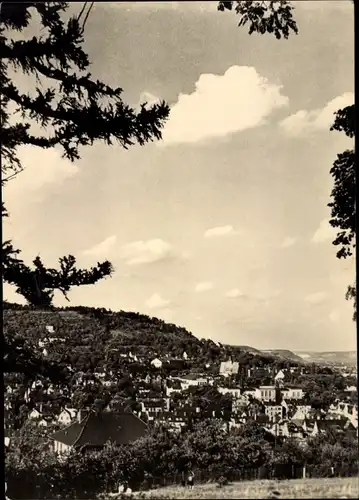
[225,288,244,299]
[279,92,354,136]
[4,147,78,210]
[159,66,289,146]
[119,239,173,265]
[204,225,236,238]
[312,219,336,244]
[304,292,328,305]
[280,236,297,248]
[83,235,117,257]
[195,281,214,292]
[145,293,170,309]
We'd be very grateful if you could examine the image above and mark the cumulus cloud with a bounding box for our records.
[305,292,328,305]
[159,66,289,146]
[119,239,173,265]
[204,225,236,238]
[279,92,354,136]
[225,288,245,299]
[195,282,214,292]
[82,235,117,258]
[145,293,170,309]
[312,219,336,244]
[280,236,297,248]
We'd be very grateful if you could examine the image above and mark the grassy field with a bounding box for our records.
[135,477,359,499]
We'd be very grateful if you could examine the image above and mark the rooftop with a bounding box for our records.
[51,411,148,448]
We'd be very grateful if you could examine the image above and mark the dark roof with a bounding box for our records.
[51,411,148,448]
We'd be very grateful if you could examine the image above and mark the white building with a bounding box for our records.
[218,387,241,398]
[219,360,239,377]
[58,408,78,426]
[281,387,304,400]
[255,386,277,402]
[345,385,357,393]
[28,408,49,427]
[292,405,312,420]
[264,401,288,422]
[151,358,162,369]
[176,375,211,391]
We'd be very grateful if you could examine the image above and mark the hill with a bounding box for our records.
[4,302,305,377]
[294,350,357,366]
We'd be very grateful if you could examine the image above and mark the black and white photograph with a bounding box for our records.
[2,1,357,499]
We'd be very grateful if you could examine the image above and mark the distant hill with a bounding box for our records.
[235,345,262,354]
[262,349,305,364]
[294,350,357,366]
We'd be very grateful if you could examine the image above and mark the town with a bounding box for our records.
[4,304,358,496]
[2,1,356,499]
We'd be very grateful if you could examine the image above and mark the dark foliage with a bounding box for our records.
[3,251,113,307]
[218,0,298,40]
[1,2,169,381]
[329,105,356,319]
[0,2,169,181]
[5,419,358,498]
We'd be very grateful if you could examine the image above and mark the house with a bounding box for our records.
[219,360,239,377]
[264,401,288,422]
[300,418,356,438]
[291,405,312,420]
[274,370,285,384]
[281,386,304,400]
[151,358,162,369]
[218,387,241,398]
[345,385,357,393]
[28,407,54,427]
[316,419,356,436]
[50,411,148,454]
[139,399,169,421]
[328,402,358,427]
[255,386,277,402]
[177,374,210,390]
[58,408,78,426]
[269,420,306,441]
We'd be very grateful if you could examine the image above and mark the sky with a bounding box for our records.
[3,0,356,351]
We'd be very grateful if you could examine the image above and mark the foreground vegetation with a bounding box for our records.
[134,477,359,499]
[6,419,358,499]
